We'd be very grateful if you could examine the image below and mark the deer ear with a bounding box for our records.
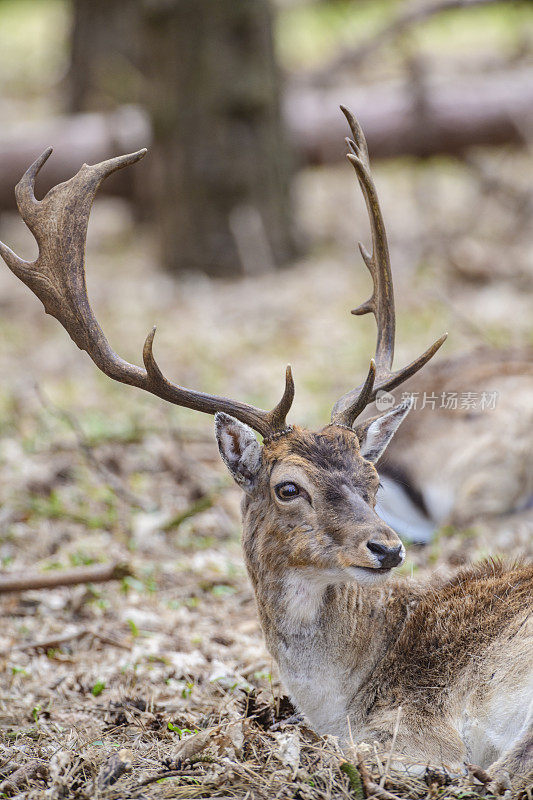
[215,412,263,493]
[354,399,412,463]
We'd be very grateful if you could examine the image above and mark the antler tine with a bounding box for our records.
[334,359,376,427]
[0,150,293,439]
[331,107,447,426]
[336,105,395,398]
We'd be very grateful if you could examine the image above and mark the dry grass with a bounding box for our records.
[0,158,532,798]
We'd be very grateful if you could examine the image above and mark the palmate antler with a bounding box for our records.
[0,107,445,439]
[331,106,447,427]
[0,148,293,439]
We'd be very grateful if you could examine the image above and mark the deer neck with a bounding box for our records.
[250,566,341,637]
[242,530,406,737]
[247,562,396,655]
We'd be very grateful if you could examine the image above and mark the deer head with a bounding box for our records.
[0,108,446,587]
[217,408,412,588]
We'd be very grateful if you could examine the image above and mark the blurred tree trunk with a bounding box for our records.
[143,0,294,277]
[67,0,143,112]
[66,0,148,220]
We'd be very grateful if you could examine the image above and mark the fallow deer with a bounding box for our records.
[1,107,531,788]
[371,348,533,543]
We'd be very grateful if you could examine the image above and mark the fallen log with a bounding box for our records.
[0,105,150,211]
[286,66,533,164]
[0,561,131,594]
[0,68,531,210]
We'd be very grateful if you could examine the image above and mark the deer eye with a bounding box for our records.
[275,482,300,501]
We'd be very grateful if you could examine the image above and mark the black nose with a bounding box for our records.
[366,540,403,569]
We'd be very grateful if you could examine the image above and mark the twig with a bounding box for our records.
[0,561,131,594]
[4,628,90,654]
[92,632,131,650]
[0,760,48,794]
[381,706,402,787]
[269,713,303,731]
[161,494,214,532]
[357,758,404,800]
[2,627,130,656]
[35,383,154,512]
[345,715,403,800]
[306,0,502,86]
[373,743,385,779]
[134,768,201,789]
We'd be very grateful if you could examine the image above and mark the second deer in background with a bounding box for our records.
[374,346,533,542]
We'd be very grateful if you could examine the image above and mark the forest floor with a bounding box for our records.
[0,154,532,799]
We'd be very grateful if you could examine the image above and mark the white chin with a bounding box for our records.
[347,566,393,586]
